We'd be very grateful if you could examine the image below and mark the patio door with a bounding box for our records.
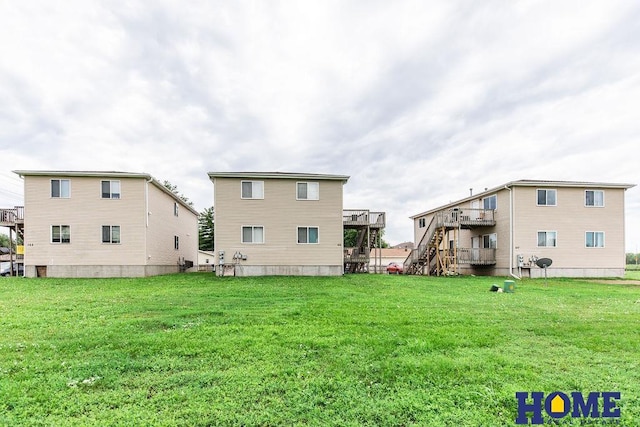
[471,237,480,261]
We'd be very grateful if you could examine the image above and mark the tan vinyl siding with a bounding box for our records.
[23,176,147,266]
[512,186,626,270]
[145,182,198,267]
[214,177,343,267]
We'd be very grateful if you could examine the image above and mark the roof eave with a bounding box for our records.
[208,171,350,183]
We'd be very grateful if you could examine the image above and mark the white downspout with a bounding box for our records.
[505,185,520,280]
[145,178,152,227]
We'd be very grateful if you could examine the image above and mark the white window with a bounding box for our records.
[297,227,319,244]
[51,225,71,244]
[537,189,557,206]
[418,218,426,228]
[174,235,179,250]
[242,226,264,244]
[174,202,179,217]
[296,182,319,200]
[241,181,264,199]
[537,231,557,247]
[102,226,120,244]
[101,180,121,199]
[482,233,497,249]
[483,195,497,210]
[586,231,605,248]
[585,190,604,207]
[51,179,70,198]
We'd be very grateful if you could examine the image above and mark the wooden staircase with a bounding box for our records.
[403,208,496,276]
[343,210,385,273]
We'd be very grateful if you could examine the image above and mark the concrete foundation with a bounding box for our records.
[230,265,343,277]
[25,265,180,278]
[458,265,624,278]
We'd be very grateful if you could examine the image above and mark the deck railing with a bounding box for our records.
[0,206,24,224]
[343,210,386,227]
[457,248,497,265]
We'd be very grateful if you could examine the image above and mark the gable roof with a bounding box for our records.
[13,170,199,216]
[208,171,349,183]
[410,179,636,219]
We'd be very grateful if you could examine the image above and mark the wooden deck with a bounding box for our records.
[343,210,386,228]
[0,207,24,226]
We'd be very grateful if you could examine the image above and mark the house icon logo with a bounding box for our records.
[515,391,621,424]
[550,394,565,414]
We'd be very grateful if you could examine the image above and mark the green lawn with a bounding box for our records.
[1,274,639,426]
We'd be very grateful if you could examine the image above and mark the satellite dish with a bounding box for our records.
[536,258,553,268]
[535,257,552,285]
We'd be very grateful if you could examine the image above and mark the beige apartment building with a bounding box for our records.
[405,180,635,278]
[14,170,198,278]
[209,172,350,276]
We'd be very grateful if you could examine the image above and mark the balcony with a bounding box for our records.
[457,248,497,265]
[343,210,386,228]
[440,208,495,228]
[0,207,24,226]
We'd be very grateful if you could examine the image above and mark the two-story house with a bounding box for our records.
[208,172,350,276]
[14,170,198,278]
[405,180,635,278]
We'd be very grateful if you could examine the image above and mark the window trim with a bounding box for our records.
[241,181,265,200]
[482,233,497,249]
[537,230,558,248]
[51,225,71,244]
[585,190,605,208]
[102,225,121,244]
[482,194,497,210]
[51,179,71,199]
[241,225,265,244]
[585,231,605,248]
[101,180,121,199]
[296,182,320,201]
[536,189,557,206]
[418,218,426,228]
[174,235,179,250]
[297,226,320,244]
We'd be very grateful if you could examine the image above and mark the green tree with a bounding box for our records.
[627,253,639,265]
[343,229,389,248]
[199,207,215,251]
[162,180,194,207]
[0,233,13,249]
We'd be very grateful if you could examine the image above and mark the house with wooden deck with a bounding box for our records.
[405,180,635,278]
[208,172,385,276]
[12,170,198,278]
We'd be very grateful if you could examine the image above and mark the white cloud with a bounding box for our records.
[0,0,638,249]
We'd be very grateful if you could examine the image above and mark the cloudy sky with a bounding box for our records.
[0,0,638,250]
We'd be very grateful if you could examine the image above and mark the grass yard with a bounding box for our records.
[1,274,639,426]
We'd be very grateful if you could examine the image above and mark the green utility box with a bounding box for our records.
[504,280,515,293]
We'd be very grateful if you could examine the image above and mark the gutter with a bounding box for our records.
[505,184,521,280]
